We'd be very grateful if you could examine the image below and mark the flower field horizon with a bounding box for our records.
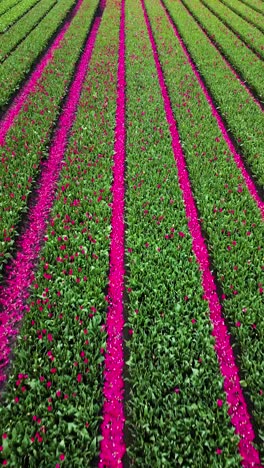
[0,0,263,466]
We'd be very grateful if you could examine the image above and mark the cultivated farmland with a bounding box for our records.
[0,0,263,466]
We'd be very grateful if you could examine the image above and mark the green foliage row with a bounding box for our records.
[0,0,57,62]
[146,0,264,455]
[0,0,99,277]
[0,0,76,107]
[0,0,40,32]
[240,0,264,15]
[201,0,264,59]
[0,0,21,16]
[165,0,264,187]
[181,0,264,100]
[0,0,120,465]
[125,0,241,465]
[221,0,264,33]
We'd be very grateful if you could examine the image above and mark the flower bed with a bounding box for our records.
[0,0,57,62]
[0,0,99,277]
[180,0,264,101]
[145,0,264,456]
[164,0,264,187]
[0,0,77,108]
[0,0,263,465]
[0,0,123,465]
[0,0,40,32]
[221,0,264,33]
[201,0,264,58]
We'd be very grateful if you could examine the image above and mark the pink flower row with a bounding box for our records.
[99,0,126,465]
[161,0,264,220]
[0,13,101,382]
[141,0,261,465]
[0,0,85,146]
[178,0,263,111]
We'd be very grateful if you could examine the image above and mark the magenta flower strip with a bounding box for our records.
[160,0,264,220]
[178,0,263,112]
[0,0,84,146]
[0,17,100,383]
[141,1,262,466]
[99,0,126,466]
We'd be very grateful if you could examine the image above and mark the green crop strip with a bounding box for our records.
[0,0,57,62]
[0,0,40,32]
[221,0,264,33]
[0,0,121,465]
[125,0,241,465]
[0,0,99,277]
[240,0,264,15]
[145,0,264,457]
[181,0,264,100]
[0,0,76,108]
[0,0,22,16]
[201,0,264,59]
[164,0,264,187]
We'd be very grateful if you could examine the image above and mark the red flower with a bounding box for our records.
[59,454,65,461]
[217,399,223,407]
[77,374,82,383]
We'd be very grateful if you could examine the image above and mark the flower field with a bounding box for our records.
[0,0,263,465]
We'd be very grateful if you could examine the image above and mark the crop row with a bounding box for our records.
[201,0,264,59]
[0,0,57,62]
[0,0,40,33]
[241,0,264,15]
[181,0,264,101]
[0,0,21,17]
[145,0,264,454]
[163,0,264,188]
[125,0,244,465]
[0,0,76,108]
[99,0,126,464]
[0,0,263,465]
[221,0,264,33]
[0,0,99,276]
[0,0,121,465]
